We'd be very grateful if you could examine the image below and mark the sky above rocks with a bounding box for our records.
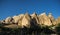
[0,0,60,20]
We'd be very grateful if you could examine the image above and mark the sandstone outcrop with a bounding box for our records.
[38,13,52,26]
[48,13,56,25]
[0,12,60,28]
[5,17,13,24]
[21,13,31,28]
[56,17,60,24]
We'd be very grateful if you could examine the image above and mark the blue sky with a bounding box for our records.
[0,0,60,20]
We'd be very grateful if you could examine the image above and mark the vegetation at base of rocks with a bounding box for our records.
[0,22,59,34]
[55,23,60,35]
[0,23,60,35]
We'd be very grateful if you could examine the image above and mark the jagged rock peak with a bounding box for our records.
[48,13,54,22]
[40,12,46,15]
[31,12,37,17]
[19,13,31,28]
[0,12,60,28]
[12,16,20,23]
[25,12,30,16]
[38,12,52,26]
[5,17,13,23]
[24,12,31,20]
[39,12,46,16]
[18,14,24,17]
[48,13,53,17]
[33,12,37,15]
[6,17,12,20]
[48,13,54,18]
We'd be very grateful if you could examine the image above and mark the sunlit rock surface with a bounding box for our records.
[20,13,31,28]
[48,13,56,25]
[0,12,60,28]
[38,13,52,26]
[56,17,60,23]
[31,12,39,25]
[5,17,13,24]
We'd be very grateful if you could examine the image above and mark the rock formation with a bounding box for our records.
[5,17,13,24]
[56,17,60,24]
[0,12,60,28]
[38,13,52,26]
[31,12,39,25]
[48,13,56,25]
[18,13,31,28]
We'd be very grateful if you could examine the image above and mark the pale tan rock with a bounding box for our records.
[20,13,31,28]
[38,13,52,26]
[48,13,54,23]
[52,20,57,25]
[1,12,60,28]
[4,24,18,28]
[5,17,13,24]
[18,20,22,27]
[18,14,24,18]
[13,14,24,24]
[0,20,5,23]
[18,14,24,27]
[13,16,20,23]
[56,17,60,24]
[48,13,54,20]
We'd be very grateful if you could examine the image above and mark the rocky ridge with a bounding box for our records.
[0,12,60,28]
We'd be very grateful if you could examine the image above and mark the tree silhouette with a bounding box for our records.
[55,23,60,35]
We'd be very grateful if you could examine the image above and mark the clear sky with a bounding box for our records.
[0,0,60,20]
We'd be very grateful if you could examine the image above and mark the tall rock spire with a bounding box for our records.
[31,12,37,17]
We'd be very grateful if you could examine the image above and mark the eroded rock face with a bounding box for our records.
[48,13,55,25]
[5,17,13,24]
[56,17,60,24]
[48,13,54,21]
[13,14,24,24]
[20,13,31,28]
[38,13,52,26]
[13,16,20,24]
[0,12,60,28]
[0,20,5,23]
[18,14,24,27]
